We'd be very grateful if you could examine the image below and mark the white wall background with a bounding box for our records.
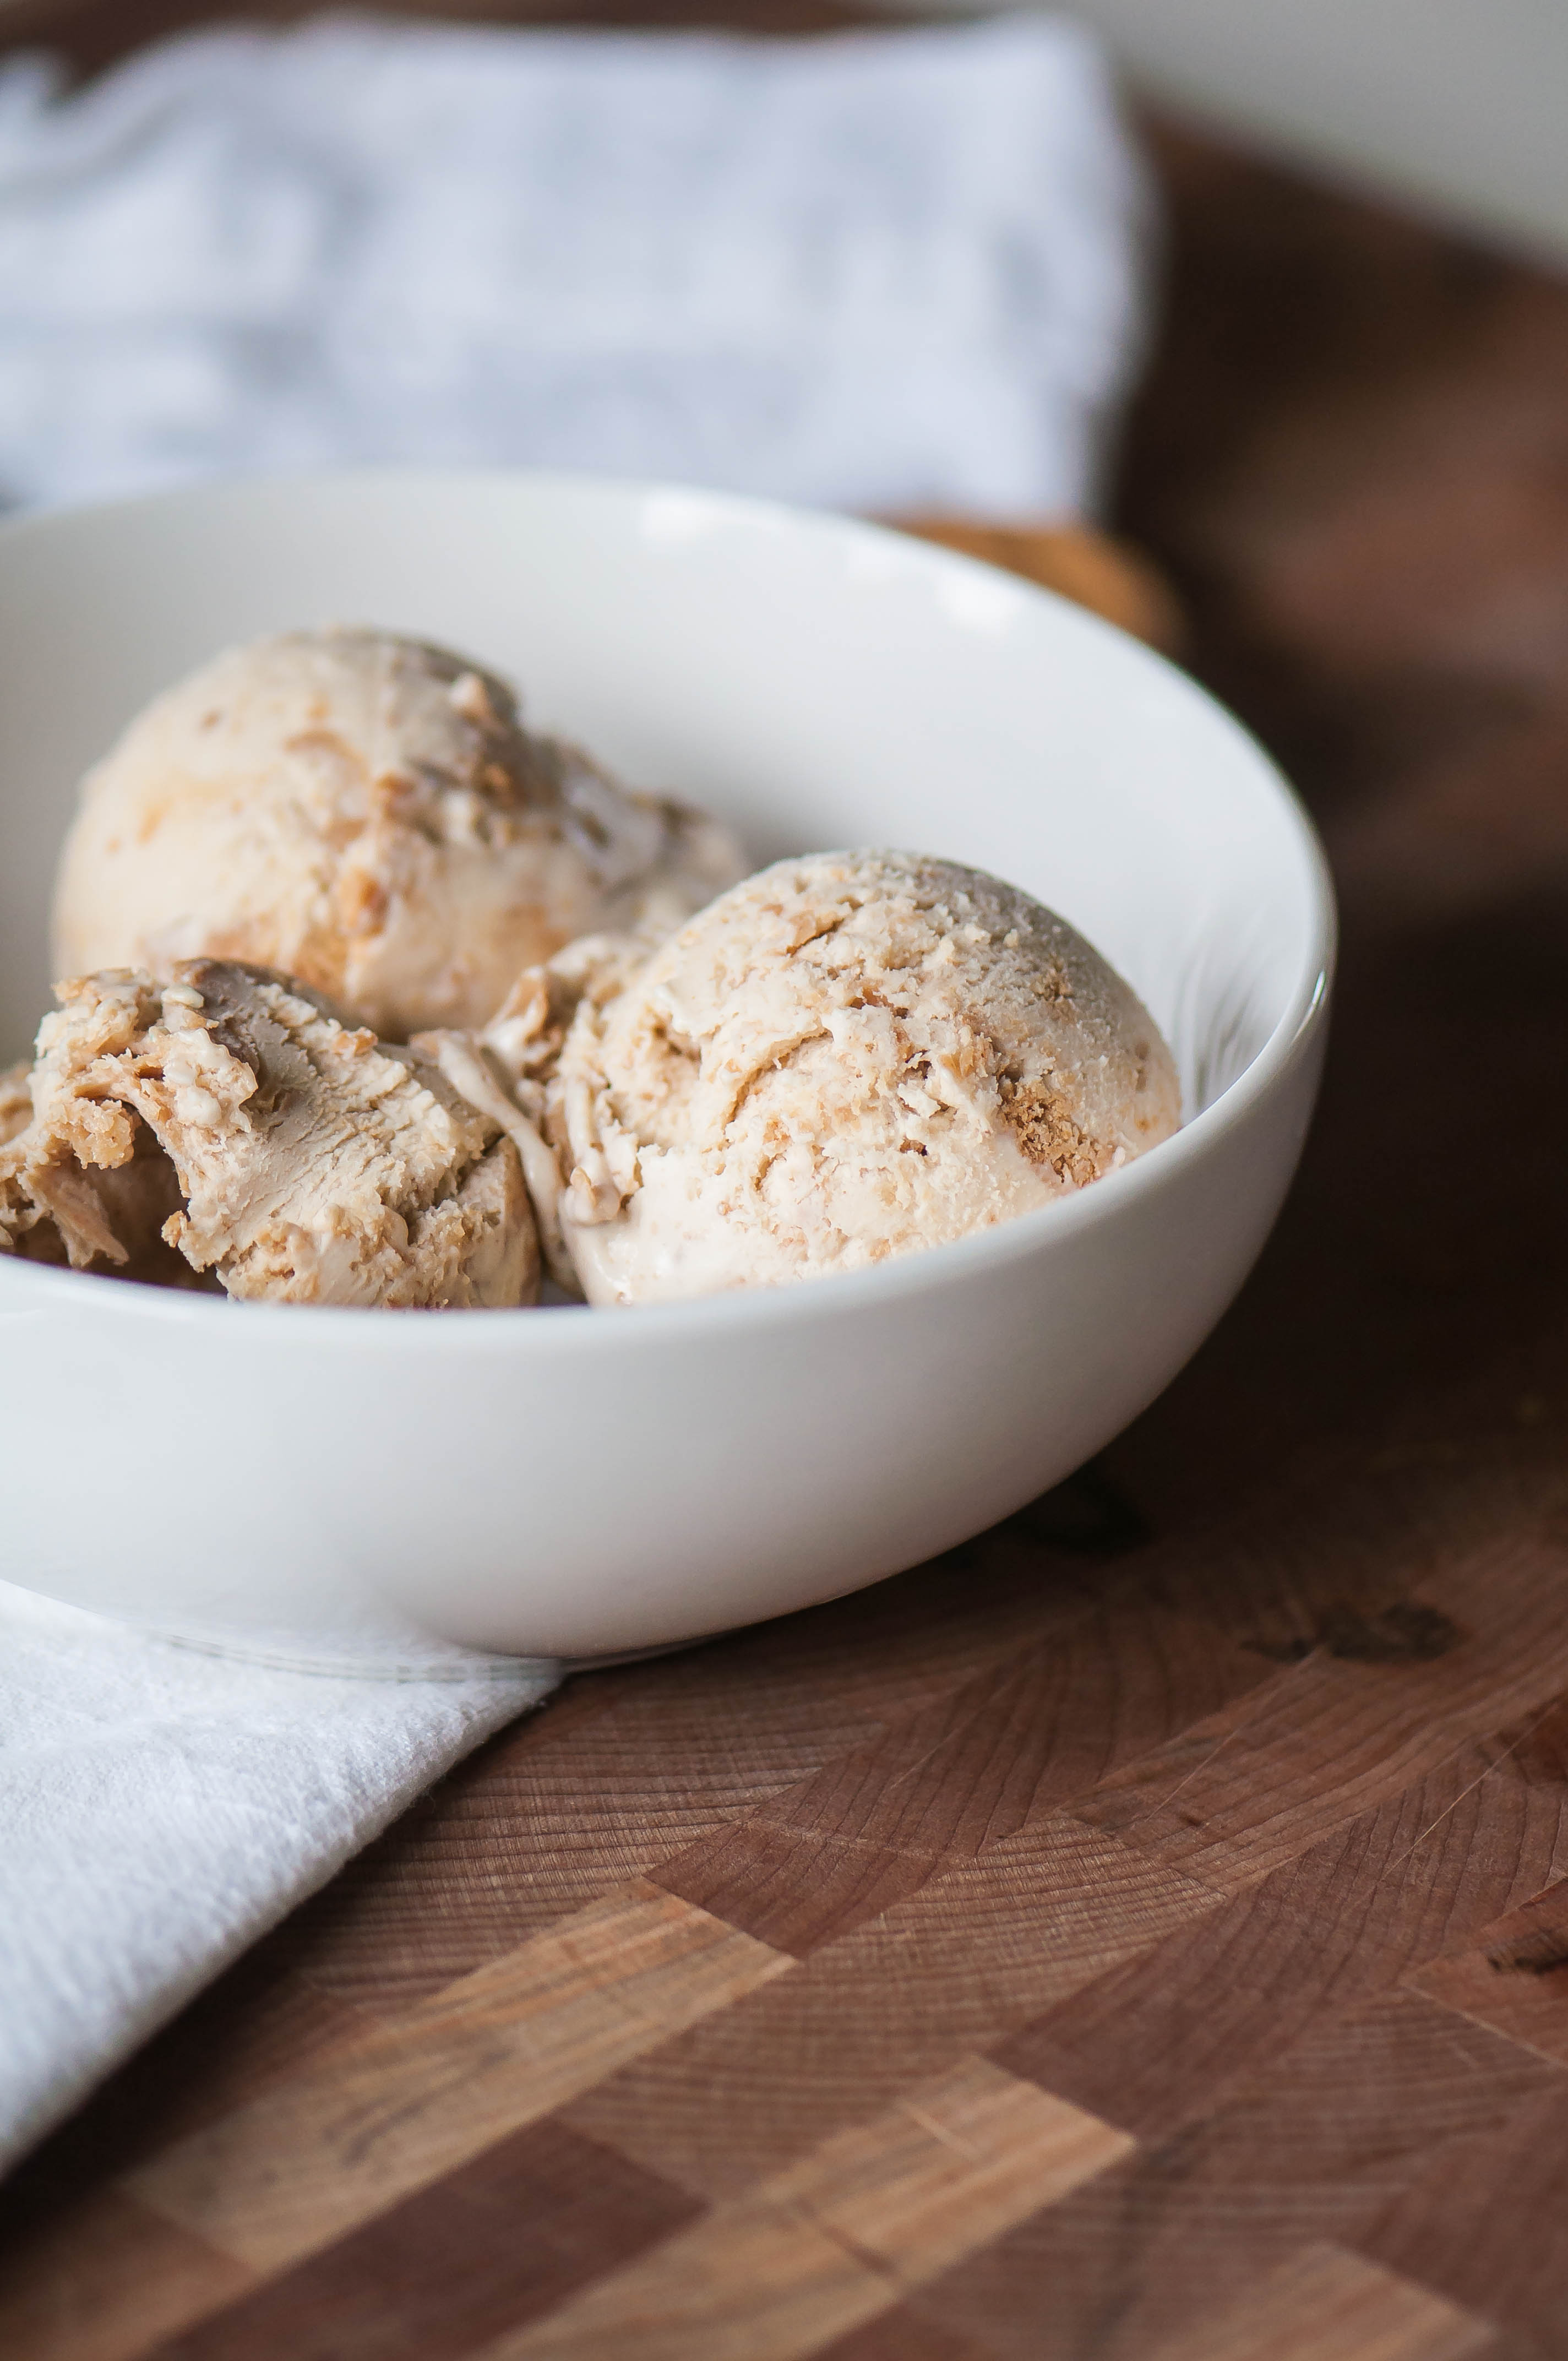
[903,0,1568,265]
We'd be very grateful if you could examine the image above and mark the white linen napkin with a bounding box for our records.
[0,1581,552,2176]
[0,11,1148,519]
[0,9,1150,2174]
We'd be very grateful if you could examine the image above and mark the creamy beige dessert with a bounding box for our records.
[52,628,743,1040]
[31,626,1183,1312]
[516,850,1180,1305]
[0,960,536,1306]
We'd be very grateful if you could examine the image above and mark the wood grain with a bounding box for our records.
[1079,1539,1568,1890]
[1410,1880,1568,2067]
[564,1812,1221,2197]
[0,2198,248,2361]
[652,1588,1269,1954]
[145,2122,702,2361]
[994,1728,1568,2142]
[492,2062,1130,2360]
[230,1537,1093,2015]
[127,1886,788,2270]
[1140,2243,1495,2361]
[8,54,1568,2361]
[1354,2082,1568,2352]
[894,1995,1560,2361]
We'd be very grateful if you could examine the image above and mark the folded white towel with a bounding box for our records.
[0,9,1150,2177]
[0,12,1148,518]
[0,1580,550,2176]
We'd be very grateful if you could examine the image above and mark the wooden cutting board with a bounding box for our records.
[7,94,1568,2361]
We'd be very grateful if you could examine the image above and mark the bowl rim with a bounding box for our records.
[0,464,1338,1351]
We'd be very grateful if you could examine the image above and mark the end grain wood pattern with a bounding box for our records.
[7,55,1568,2361]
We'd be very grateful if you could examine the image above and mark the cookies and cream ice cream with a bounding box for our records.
[537,850,1181,1305]
[0,960,536,1306]
[51,628,743,1040]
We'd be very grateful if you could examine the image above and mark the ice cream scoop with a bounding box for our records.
[546,850,1181,1304]
[0,960,536,1305]
[51,628,743,1040]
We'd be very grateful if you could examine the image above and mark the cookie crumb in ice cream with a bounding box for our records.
[998,1074,1118,1187]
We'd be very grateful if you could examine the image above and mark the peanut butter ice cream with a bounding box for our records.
[541,850,1180,1305]
[51,628,743,1040]
[0,960,536,1305]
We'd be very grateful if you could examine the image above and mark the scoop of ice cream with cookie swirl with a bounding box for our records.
[51,628,743,1041]
[0,960,536,1306]
[539,849,1180,1305]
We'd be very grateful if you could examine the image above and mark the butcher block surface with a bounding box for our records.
[6,85,1568,2361]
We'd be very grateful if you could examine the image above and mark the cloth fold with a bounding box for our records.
[0,1581,551,2175]
[0,7,1150,2175]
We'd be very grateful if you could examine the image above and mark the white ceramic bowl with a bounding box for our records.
[0,471,1333,1674]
